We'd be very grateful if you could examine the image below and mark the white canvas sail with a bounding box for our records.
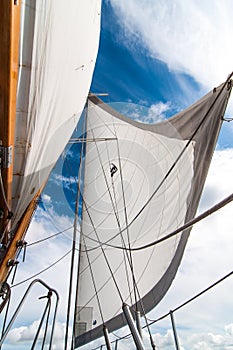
[75,79,232,347]
[12,0,101,228]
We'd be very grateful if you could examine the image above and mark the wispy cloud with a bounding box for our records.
[143,101,172,123]
[6,321,70,350]
[51,173,78,191]
[109,0,233,89]
[110,101,173,123]
[145,147,233,349]
[3,150,233,349]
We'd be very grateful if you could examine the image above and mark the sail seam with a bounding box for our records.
[80,77,233,251]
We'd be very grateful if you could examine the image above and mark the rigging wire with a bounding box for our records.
[0,283,11,343]
[77,191,233,252]
[114,192,233,252]
[74,78,233,349]
[0,164,14,246]
[110,170,134,306]
[11,249,71,288]
[76,187,158,338]
[90,269,233,350]
[73,102,135,340]
[114,130,138,308]
[71,106,88,350]
[112,122,156,348]
[64,200,79,350]
[81,234,105,325]
[83,104,159,338]
[81,102,157,348]
[41,297,51,350]
[147,269,233,323]
[87,113,135,305]
[61,104,126,344]
[122,76,233,233]
[31,293,51,350]
[0,168,11,213]
[80,76,233,250]
[77,116,150,330]
[82,192,124,303]
[27,226,73,247]
[12,77,231,348]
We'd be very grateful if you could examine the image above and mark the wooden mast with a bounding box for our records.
[0,191,40,284]
[0,1,21,283]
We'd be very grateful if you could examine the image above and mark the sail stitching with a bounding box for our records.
[86,112,151,315]
[121,76,233,235]
[106,142,134,306]
[84,116,127,302]
[112,122,139,309]
[80,234,105,324]
[81,197,124,303]
[109,122,157,347]
[80,78,233,251]
[94,269,233,350]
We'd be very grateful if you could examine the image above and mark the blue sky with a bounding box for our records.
[2,1,233,350]
[91,1,200,110]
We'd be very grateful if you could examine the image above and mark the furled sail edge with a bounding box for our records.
[75,78,232,348]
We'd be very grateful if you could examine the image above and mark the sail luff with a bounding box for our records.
[0,0,21,244]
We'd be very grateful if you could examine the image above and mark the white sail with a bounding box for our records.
[12,0,101,228]
[75,80,232,347]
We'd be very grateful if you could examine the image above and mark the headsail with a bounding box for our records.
[75,79,232,347]
[0,0,101,284]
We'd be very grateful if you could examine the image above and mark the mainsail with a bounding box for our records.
[0,0,101,284]
[75,79,232,347]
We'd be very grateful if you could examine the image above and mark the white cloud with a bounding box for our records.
[41,193,52,203]
[6,321,69,350]
[186,332,225,349]
[3,146,233,348]
[225,323,233,335]
[3,147,233,350]
[51,173,78,190]
[1,205,77,343]
[109,0,233,89]
[8,320,42,343]
[194,149,233,227]
[109,101,173,123]
[145,148,233,349]
[154,329,174,347]
[146,102,172,122]
[3,145,233,350]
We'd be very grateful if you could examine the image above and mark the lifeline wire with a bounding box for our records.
[91,269,233,350]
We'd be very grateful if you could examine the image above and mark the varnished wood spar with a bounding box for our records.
[0,1,21,242]
[0,190,41,284]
